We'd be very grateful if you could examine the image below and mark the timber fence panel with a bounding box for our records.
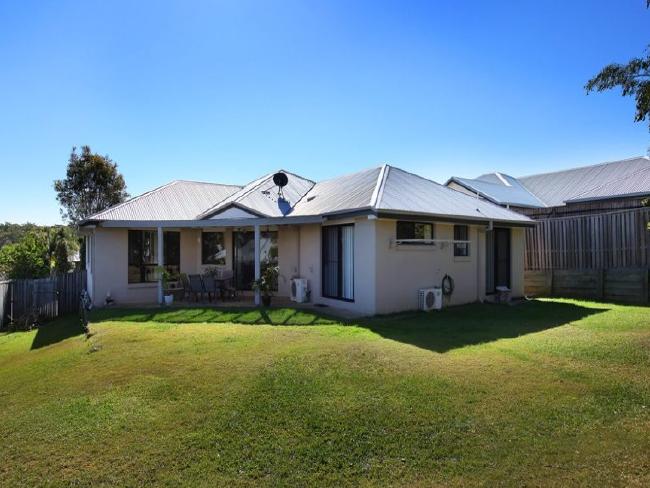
[0,270,86,329]
[524,207,650,271]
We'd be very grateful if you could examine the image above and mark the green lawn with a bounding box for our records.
[0,299,649,487]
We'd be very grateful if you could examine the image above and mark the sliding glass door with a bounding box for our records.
[322,224,354,301]
[232,231,278,290]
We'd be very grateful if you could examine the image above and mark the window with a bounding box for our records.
[454,225,469,257]
[128,230,180,283]
[202,232,226,265]
[396,221,434,243]
[322,225,354,301]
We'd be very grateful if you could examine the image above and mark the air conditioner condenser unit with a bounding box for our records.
[291,278,309,303]
[418,287,442,311]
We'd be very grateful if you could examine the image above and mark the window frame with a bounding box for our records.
[453,225,470,257]
[396,221,435,244]
[128,230,180,284]
[201,231,226,266]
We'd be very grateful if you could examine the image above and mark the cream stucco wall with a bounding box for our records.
[374,220,485,314]
[510,227,525,298]
[90,219,525,313]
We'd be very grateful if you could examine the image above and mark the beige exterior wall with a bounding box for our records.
[90,218,525,313]
[374,220,484,314]
[510,227,525,298]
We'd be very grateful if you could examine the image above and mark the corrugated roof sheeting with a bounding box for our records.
[291,167,381,216]
[200,170,314,218]
[566,166,650,202]
[452,176,546,208]
[378,167,532,223]
[519,156,650,207]
[89,181,241,221]
[90,165,532,225]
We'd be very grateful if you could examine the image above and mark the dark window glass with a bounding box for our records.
[454,225,469,257]
[128,230,179,283]
[202,232,226,265]
[396,221,434,243]
[322,225,354,301]
[232,231,278,290]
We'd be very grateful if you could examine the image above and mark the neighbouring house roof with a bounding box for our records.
[87,180,242,221]
[446,173,547,208]
[446,156,650,208]
[375,167,531,223]
[83,164,534,226]
[519,156,650,206]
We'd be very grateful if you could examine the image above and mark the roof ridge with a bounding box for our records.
[86,180,180,220]
[369,164,389,209]
[519,155,649,179]
[196,172,275,218]
[174,179,242,188]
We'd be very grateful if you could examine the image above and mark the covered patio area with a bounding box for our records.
[85,215,324,310]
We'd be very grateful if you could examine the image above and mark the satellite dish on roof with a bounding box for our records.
[273,172,289,188]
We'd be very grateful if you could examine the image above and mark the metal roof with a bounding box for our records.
[87,165,533,226]
[447,174,547,208]
[199,170,314,218]
[377,167,533,224]
[290,167,381,216]
[566,165,650,202]
[87,180,241,221]
[519,156,650,206]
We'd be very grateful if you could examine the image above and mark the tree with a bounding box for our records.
[0,232,50,279]
[0,222,40,248]
[585,2,650,130]
[54,146,129,226]
[0,228,78,279]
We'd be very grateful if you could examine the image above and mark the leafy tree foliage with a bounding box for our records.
[0,227,79,279]
[0,222,40,248]
[54,146,129,226]
[585,2,650,130]
[0,232,50,279]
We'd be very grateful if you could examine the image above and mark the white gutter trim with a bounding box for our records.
[97,215,324,228]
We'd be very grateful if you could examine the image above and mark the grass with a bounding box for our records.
[0,299,649,487]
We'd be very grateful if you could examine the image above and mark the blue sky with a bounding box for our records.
[1,0,648,225]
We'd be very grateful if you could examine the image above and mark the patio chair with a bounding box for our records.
[178,273,190,301]
[202,275,219,303]
[217,269,237,300]
[187,274,205,302]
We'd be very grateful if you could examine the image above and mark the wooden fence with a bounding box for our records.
[0,270,86,328]
[525,268,650,303]
[525,207,650,270]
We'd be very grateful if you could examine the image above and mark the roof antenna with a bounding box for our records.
[273,172,289,200]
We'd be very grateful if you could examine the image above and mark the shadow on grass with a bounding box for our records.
[90,306,340,327]
[84,300,608,353]
[356,299,608,353]
[30,315,85,350]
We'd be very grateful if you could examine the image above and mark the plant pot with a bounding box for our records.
[261,295,272,307]
[164,295,174,305]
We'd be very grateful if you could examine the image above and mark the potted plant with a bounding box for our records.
[252,263,278,307]
[155,266,174,305]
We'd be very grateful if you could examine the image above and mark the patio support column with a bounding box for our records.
[254,224,261,306]
[157,226,164,305]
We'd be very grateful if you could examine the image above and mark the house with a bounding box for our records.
[79,165,533,315]
[445,156,650,271]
